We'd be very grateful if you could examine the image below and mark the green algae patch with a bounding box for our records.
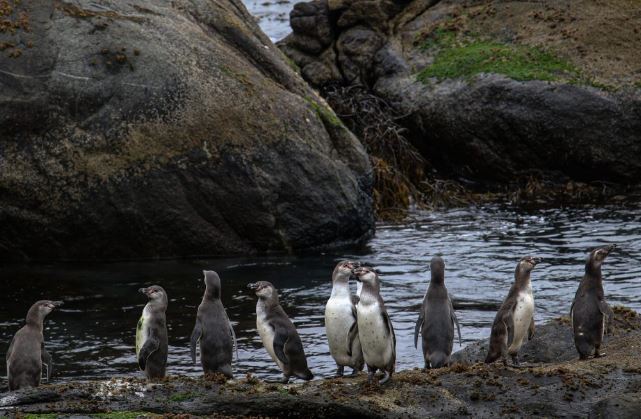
[169,391,199,402]
[418,31,579,82]
[305,97,344,128]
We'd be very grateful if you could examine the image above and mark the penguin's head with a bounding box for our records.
[33,300,63,317]
[430,256,445,282]
[353,266,379,287]
[202,270,222,297]
[332,260,359,283]
[588,244,616,268]
[518,256,542,273]
[248,281,276,300]
[139,285,167,304]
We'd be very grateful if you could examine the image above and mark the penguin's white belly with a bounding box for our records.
[357,303,392,368]
[256,309,284,371]
[136,305,151,356]
[509,292,534,352]
[325,298,355,365]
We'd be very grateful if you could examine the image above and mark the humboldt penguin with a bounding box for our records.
[190,270,237,378]
[351,266,396,384]
[6,300,63,391]
[248,281,313,383]
[414,256,462,368]
[325,261,364,377]
[136,285,169,379]
[571,244,616,359]
[485,256,541,366]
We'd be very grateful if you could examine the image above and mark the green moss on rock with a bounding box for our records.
[418,30,579,82]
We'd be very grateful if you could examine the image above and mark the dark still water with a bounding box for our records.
[1,206,641,383]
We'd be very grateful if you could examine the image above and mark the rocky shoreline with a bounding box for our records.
[280,0,641,208]
[2,307,640,418]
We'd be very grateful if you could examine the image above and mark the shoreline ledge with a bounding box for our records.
[2,307,640,418]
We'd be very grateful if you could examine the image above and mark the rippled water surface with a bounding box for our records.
[2,206,641,383]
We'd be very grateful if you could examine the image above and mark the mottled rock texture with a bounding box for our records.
[0,0,374,261]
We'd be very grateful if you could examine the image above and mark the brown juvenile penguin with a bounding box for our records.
[6,300,63,390]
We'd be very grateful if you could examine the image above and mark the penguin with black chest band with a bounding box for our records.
[190,270,237,378]
[351,266,396,384]
[325,261,364,377]
[6,300,63,391]
[571,244,616,360]
[485,256,541,366]
[414,256,461,369]
[136,285,169,379]
[248,281,313,383]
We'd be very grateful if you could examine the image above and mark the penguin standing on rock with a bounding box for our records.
[6,300,63,390]
[136,285,169,379]
[485,256,541,366]
[571,244,616,359]
[414,256,461,369]
[351,266,396,384]
[248,281,313,383]
[191,270,237,378]
[325,261,364,377]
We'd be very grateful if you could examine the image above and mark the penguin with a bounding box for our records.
[248,281,313,383]
[190,270,237,378]
[571,244,616,360]
[6,300,63,391]
[414,256,462,369]
[350,266,395,384]
[325,261,364,377]
[136,285,169,379]
[485,256,541,366]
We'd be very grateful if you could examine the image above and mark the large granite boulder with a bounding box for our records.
[0,0,373,261]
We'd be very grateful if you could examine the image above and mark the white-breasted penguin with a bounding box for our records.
[136,285,169,379]
[485,256,541,366]
[351,266,396,384]
[325,261,364,377]
[6,300,63,391]
[190,270,237,378]
[414,256,461,368]
[248,281,313,383]
[571,244,616,359]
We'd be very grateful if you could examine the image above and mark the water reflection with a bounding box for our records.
[1,205,640,382]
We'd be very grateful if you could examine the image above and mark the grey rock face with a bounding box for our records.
[0,0,374,261]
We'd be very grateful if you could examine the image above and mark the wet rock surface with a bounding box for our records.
[0,0,373,261]
[280,0,641,188]
[2,308,640,418]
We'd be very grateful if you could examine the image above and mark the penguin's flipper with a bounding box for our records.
[41,345,52,381]
[382,311,396,357]
[284,333,310,374]
[228,318,239,362]
[414,311,424,349]
[449,297,462,346]
[272,325,291,367]
[528,316,535,340]
[598,300,614,334]
[6,335,15,363]
[347,320,359,357]
[138,331,160,371]
[505,310,515,348]
[190,318,202,365]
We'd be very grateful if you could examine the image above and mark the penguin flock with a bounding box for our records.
[5,245,618,390]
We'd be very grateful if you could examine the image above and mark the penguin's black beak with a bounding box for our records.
[531,257,542,266]
[604,244,617,254]
[247,282,258,290]
[52,301,64,307]
[138,287,148,295]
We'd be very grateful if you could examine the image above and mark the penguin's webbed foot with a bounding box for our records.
[510,354,520,367]
[594,352,606,358]
[379,371,391,385]
[279,375,290,384]
[335,365,344,378]
[350,368,360,377]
